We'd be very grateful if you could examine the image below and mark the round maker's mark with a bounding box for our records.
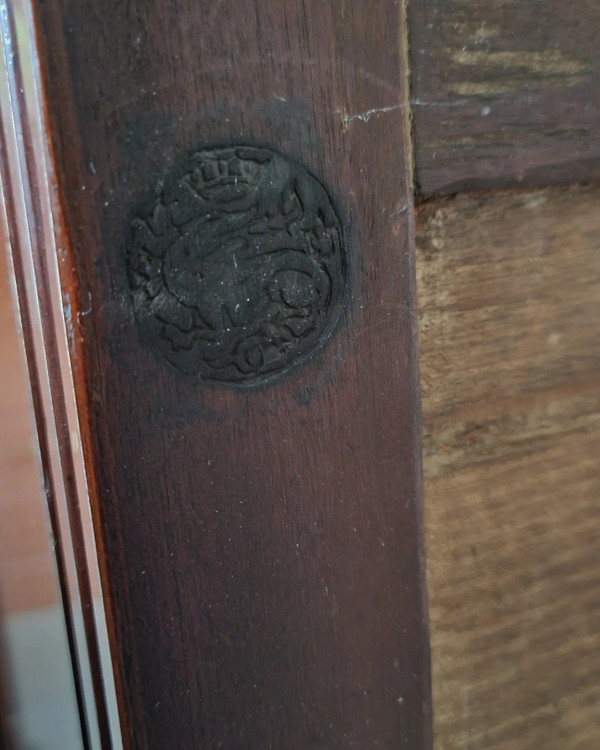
[127,145,347,385]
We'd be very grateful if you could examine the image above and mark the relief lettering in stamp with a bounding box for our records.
[128,145,347,385]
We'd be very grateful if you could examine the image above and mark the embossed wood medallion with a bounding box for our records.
[128,145,347,385]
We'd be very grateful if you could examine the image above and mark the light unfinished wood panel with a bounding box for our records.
[416,186,600,750]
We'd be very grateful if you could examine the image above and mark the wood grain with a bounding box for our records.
[416,186,600,749]
[30,1,431,748]
[409,1,600,195]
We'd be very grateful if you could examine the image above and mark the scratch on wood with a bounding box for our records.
[338,104,404,132]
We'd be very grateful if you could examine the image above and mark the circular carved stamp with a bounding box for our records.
[128,145,347,385]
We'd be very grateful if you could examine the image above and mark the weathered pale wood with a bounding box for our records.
[416,186,600,750]
[409,1,600,195]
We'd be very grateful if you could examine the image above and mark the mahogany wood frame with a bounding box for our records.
[1,1,432,748]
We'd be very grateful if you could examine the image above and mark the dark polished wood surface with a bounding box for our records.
[409,0,600,195]
[32,1,431,747]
